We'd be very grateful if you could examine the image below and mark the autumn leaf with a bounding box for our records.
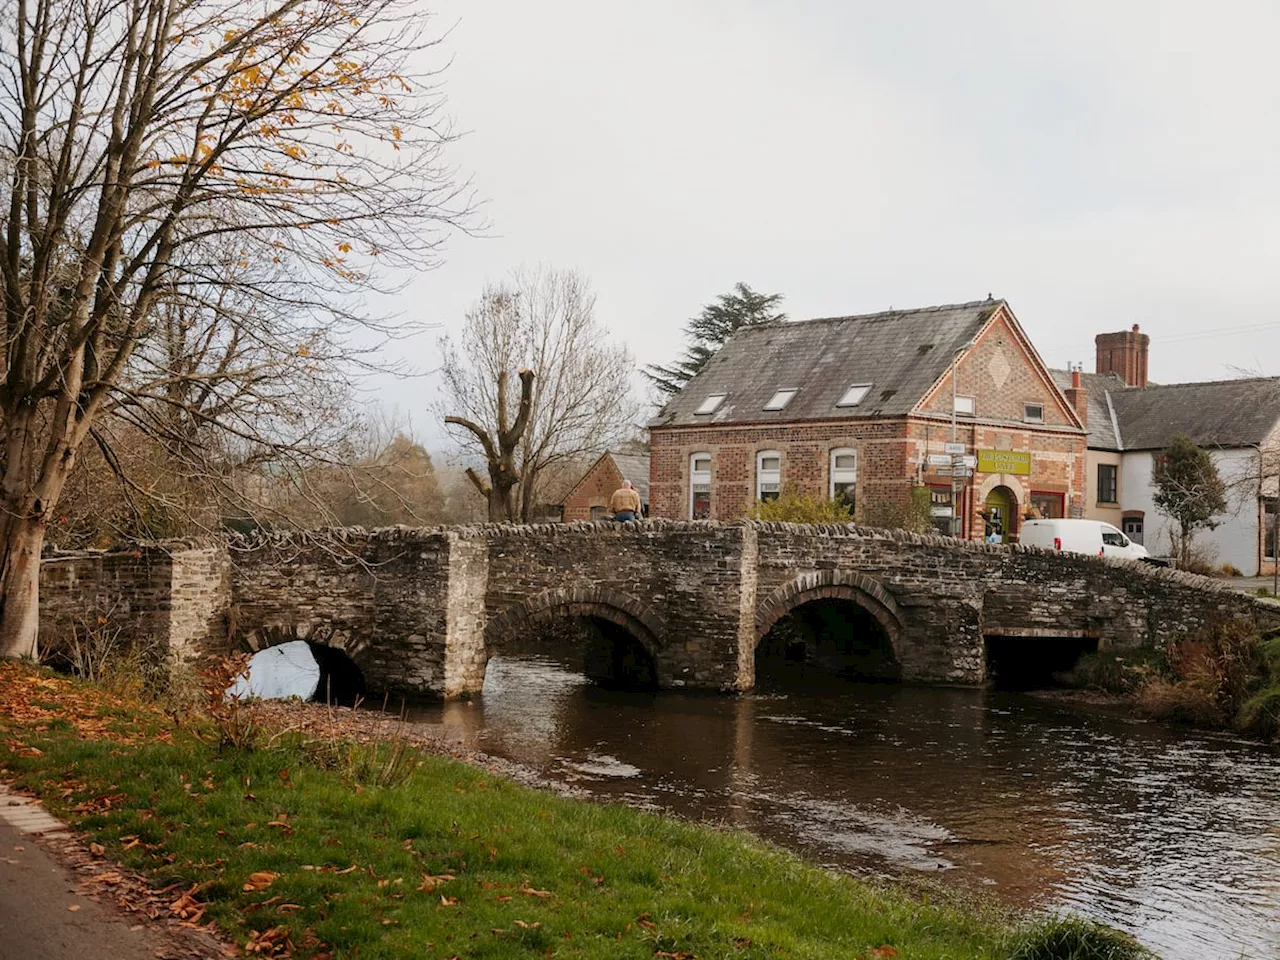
[242,871,278,892]
[519,886,552,898]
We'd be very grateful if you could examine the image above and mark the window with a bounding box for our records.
[756,450,782,503]
[695,394,726,415]
[1024,403,1044,423]
[836,383,873,407]
[928,485,954,536]
[1266,499,1279,560]
[954,395,976,416]
[589,505,609,522]
[1122,516,1144,546]
[1030,491,1064,519]
[1097,463,1118,504]
[1101,525,1128,548]
[690,453,712,519]
[830,448,857,511]
[764,388,798,411]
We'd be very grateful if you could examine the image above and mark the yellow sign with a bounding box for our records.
[977,449,1031,475]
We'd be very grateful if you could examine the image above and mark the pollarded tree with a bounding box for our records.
[644,282,785,397]
[438,268,639,522]
[1154,433,1228,567]
[0,0,471,657]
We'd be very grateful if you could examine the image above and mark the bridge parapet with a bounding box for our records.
[35,521,1280,697]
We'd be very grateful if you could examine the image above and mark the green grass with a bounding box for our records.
[0,668,1151,959]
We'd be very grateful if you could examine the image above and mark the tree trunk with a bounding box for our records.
[0,517,45,659]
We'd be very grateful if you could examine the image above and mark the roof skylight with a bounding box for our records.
[695,394,727,415]
[836,383,873,408]
[763,388,798,411]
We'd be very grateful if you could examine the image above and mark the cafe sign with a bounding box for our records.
[976,449,1031,476]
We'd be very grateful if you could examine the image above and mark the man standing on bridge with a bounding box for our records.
[609,480,641,522]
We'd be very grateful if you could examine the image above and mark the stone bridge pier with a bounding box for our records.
[37,521,1280,699]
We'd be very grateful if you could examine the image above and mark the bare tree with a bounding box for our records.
[438,268,639,522]
[0,0,471,657]
[444,366,534,521]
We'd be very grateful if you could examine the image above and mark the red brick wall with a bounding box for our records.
[562,457,625,522]
[650,417,1086,539]
[918,308,1077,427]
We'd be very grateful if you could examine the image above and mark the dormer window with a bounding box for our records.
[695,394,726,415]
[763,389,798,411]
[836,383,873,408]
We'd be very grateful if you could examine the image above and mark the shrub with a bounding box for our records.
[1136,619,1269,731]
[858,485,933,534]
[1220,563,1243,577]
[1005,916,1151,960]
[1061,649,1169,695]
[1237,686,1280,741]
[748,488,853,523]
[186,654,265,751]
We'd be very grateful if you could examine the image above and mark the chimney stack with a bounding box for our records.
[1064,365,1089,426]
[1095,323,1149,387]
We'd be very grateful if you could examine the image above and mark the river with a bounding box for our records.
[404,655,1280,960]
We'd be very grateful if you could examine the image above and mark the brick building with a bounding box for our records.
[560,451,651,522]
[647,299,1087,541]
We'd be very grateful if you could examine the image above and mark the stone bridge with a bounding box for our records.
[37,521,1280,698]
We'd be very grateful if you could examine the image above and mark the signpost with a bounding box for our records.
[943,442,965,455]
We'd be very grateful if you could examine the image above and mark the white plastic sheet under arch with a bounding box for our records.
[228,640,320,700]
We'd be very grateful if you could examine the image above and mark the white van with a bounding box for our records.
[1018,519,1150,561]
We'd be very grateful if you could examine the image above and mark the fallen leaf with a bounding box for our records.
[88,843,105,857]
[242,871,278,892]
[439,894,458,906]
[519,886,552,898]
[67,905,80,912]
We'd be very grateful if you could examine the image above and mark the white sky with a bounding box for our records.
[376,0,1280,446]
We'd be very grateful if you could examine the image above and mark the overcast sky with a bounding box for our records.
[379,0,1280,445]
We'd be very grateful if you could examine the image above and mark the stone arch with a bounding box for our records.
[754,570,904,656]
[975,473,1028,505]
[238,618,372,664]
[484,586,665,656]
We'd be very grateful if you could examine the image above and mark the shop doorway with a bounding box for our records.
[985,485,1017,543]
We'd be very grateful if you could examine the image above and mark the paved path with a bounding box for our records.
[0,788,224,960]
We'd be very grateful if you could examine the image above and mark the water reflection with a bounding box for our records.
[414,655,1280,959]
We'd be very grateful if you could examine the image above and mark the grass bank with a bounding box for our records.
[0,663,1147,959]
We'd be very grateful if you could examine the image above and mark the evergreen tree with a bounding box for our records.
[1153,433,1228,567]
[645,283,786,396]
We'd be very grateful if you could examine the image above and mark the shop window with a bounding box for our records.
[1030,491,1064,519]
[1097,464,1118,503]
[830,448,857,511]
[756,450,782,503]
[1122,516,1144,546]
[690,453,712,519]
[929,485,955,536]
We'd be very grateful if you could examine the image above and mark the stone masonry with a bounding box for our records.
[37,521,1280,697]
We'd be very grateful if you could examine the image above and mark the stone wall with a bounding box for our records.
[38,521,1280,698]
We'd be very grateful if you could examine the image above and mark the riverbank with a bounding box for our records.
[1057,621,1280,741]
[0,662,1147,959]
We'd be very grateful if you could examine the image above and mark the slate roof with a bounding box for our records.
[1049,369,1126,450]
[609,453,651,504]
[649,300,1003,428]
[1109,377,1280,451]
[1049,370,1280,451]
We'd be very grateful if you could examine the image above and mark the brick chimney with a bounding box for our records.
[1063,368,1089,426]
[1095,324,1149,387]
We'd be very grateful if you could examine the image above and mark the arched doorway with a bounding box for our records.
[984,485,1018,543]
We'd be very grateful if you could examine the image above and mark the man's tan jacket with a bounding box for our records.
[608,487,641,515]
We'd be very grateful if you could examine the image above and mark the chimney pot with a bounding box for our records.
[1072,369,1082,389]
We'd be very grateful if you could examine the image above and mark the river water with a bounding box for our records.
[406,656,1280,960]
